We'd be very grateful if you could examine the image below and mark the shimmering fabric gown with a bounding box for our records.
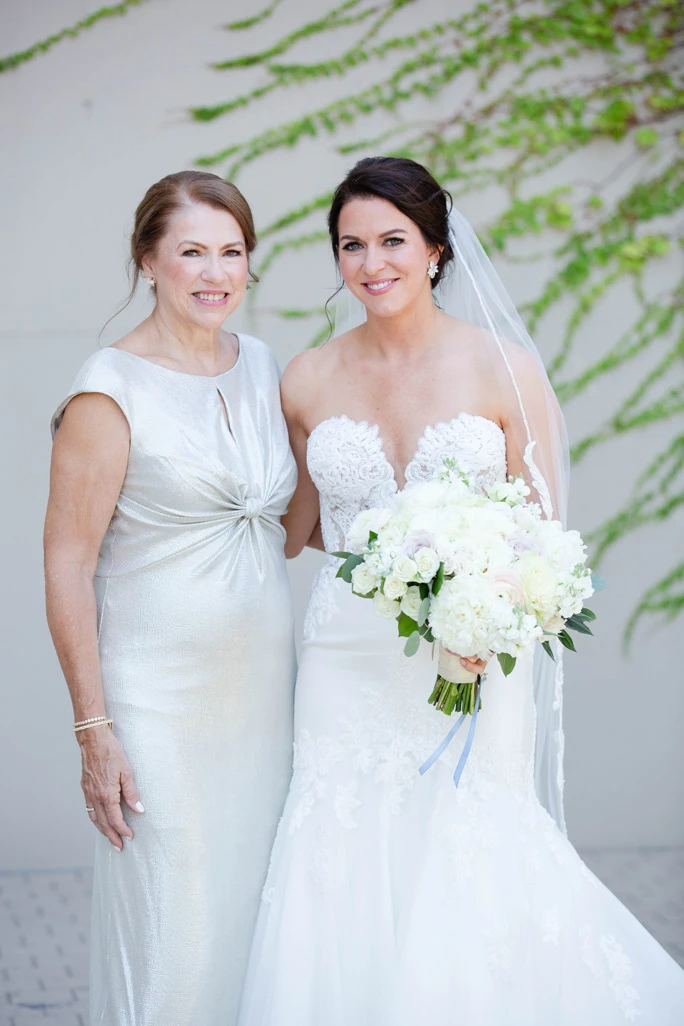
[238,413,684,1026]
[52,335,297,1026]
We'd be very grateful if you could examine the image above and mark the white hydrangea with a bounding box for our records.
[346,507,391,554]
[365,550,394,578]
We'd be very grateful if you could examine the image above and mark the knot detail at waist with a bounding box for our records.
[243,498,263,520]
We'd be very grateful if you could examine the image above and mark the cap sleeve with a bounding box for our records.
[51,349,132,438]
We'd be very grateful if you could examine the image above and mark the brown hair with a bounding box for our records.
[130,170,257,281]
[100,171,257,338]
[327,156,453,288]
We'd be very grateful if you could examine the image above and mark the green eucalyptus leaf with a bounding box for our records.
[397,613,419,638]
[336,554,364,583]
[417,597,431,627]
[404,631,421,657]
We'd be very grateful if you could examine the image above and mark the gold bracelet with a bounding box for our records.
[74,715,109,727]
[73,719,113,734]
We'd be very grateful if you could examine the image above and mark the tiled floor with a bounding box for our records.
[1,850,683,1023]
[0,868,90,1024]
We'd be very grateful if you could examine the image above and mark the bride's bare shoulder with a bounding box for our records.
[282,331,355,394]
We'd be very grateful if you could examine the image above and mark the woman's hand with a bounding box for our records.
[458,655,488,676]
[78,729,145,851]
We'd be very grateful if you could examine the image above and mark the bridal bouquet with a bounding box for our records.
[334,460,599,720]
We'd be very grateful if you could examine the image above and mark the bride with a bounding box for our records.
[238,156,684,1024]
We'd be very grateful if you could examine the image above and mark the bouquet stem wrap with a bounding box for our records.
[428,647,482,717]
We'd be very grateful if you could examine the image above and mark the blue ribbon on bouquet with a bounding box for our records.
[419,678,482,787]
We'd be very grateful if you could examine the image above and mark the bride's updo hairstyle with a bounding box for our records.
[327,156,454,289]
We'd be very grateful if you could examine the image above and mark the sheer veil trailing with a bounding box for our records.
[330,207,571,834]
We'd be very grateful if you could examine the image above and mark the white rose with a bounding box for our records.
[351,563,377,596]
[374,591,401,620]
[392,555,419,583]
[518,552,559,623]
[413,546,441,581]
[383,574,408,601]
[400,585,423,620]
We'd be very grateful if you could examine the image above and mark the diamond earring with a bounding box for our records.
[143,274,156,288]
[427,260,438,280]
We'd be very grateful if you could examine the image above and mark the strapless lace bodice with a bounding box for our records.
[307,412,508,554]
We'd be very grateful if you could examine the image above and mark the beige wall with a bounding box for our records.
[1,0,682,870]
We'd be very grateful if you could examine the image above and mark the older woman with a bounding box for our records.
[44,171,297,1025]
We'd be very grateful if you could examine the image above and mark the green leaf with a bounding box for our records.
[417,597,431,626]
[332,551,352,559]
[565,615,594,635]
[404,631,421,657]
[397,613,419,638]
[557,629,577,653]
[418,583,430,600]
[541,640,556,661]
[591,573,607,592]
[368,530,378,544]
[335,554,364,582]
[581,607,597,621]
[432,562,445,596]
[634,127,659,150]
[497,652,517,676]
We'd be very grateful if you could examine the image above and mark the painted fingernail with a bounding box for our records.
[111,843,122,852]
[135,801,145,813]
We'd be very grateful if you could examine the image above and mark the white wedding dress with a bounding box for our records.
[238,412,684,1025]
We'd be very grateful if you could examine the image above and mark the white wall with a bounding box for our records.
[1,0,681,871]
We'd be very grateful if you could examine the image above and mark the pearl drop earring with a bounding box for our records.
[427,260,438,280]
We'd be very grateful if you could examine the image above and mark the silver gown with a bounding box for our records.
[51,335,297,1026]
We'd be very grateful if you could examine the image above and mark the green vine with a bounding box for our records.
[0,0,152,74]
[225,1,285,32]
[191,0,684,641]
[8,0,684,641]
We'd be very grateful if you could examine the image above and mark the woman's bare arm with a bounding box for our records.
[45,393,144,849]
[280,353,324,558]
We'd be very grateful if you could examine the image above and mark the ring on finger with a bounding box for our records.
[85,806,95,813]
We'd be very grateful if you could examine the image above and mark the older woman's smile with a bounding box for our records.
[192,290,229,306]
